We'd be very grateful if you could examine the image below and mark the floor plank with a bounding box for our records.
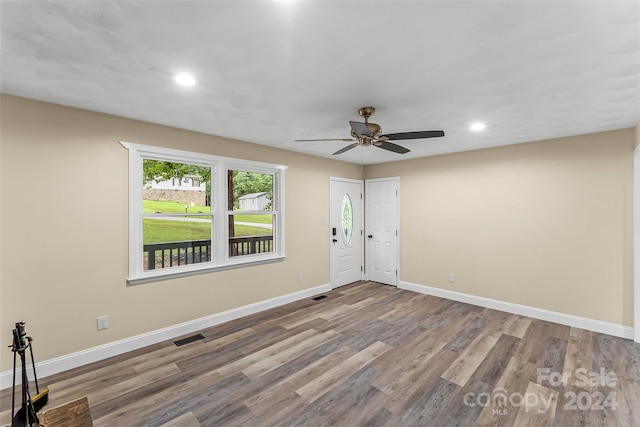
[1,281,638,426]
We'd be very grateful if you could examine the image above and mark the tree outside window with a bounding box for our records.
[122,141,286,284]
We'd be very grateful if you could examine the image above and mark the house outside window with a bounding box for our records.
[121,142,286,284]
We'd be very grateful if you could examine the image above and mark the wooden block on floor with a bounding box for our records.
[42,397,93,427]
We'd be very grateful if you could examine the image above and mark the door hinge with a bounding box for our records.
[361,266,364,272]
[396,230,398,236]
[396,269,398,276]
[361,193,363,199]
[396,190,398,196]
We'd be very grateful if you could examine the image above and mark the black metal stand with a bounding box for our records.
[10,324,40,427]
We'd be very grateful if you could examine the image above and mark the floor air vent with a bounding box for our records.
[312,295,327,301]
[174,333,205,347]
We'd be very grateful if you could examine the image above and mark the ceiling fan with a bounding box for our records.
[295,107,445,155]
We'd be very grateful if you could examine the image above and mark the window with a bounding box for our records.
[341,194,353,244]
[228,170,275,258]
[121,142,286,284]
[142,159,212,271]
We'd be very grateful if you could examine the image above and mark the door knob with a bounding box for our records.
[332,239,338,243]
[367,235,373,239]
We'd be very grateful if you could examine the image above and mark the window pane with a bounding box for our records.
[228,170,273,211]
[341,194,353,244]
[143,159,210,209]
[228,214,274,257]
[143,217,212,270]
[142,159,212,271]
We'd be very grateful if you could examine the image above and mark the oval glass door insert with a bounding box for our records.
[341,194,353,244]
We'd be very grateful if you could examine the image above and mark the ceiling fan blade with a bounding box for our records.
[295,138,354,142]
[333,142,359,155]
[380,130,445,141]
[376,141,410,154]
[349,121,371,137]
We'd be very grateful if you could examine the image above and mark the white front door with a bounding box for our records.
[330,178,363,288]
[366,177,399,286]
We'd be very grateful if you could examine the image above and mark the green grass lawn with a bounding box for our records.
[143,200,272,244]
[143,219,210,244]
[234,214,272,224]
[143,219,270,244]
[143,201,271,221]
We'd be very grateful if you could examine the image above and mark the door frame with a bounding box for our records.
[634,145,640,343]
[329,177,364,289]
[365,177,400,286]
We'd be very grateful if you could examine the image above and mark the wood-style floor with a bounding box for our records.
[2,281,639,426]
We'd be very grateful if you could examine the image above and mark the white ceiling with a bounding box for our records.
[2,1,639,165]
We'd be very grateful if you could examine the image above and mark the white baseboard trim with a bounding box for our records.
[399,281,634,340]
[1,283,332,390]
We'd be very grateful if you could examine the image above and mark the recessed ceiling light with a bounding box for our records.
[470,123,486,131]
[174,73,197,87]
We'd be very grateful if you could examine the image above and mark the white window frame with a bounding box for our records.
[121,141,287,285]
[226,163,280,258]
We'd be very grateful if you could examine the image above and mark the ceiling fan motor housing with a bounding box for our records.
[367,122,382,137]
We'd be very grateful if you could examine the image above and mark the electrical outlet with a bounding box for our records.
[448,274,456,284]
[298,273,303,283]
[97,315,109,330]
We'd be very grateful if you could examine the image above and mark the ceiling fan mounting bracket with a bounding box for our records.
[358,106,376,121]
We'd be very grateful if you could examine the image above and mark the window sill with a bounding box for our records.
[127,255,286,286]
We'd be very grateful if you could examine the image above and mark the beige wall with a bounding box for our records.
[0,95,361,370]
[366,128,635,327]
[1,94,635,373]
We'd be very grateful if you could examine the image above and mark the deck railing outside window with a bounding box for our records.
[143,236,273,270]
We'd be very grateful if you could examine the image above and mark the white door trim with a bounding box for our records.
[634,145,640,343]
[330,177,364,289]
[365,177,400,286]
